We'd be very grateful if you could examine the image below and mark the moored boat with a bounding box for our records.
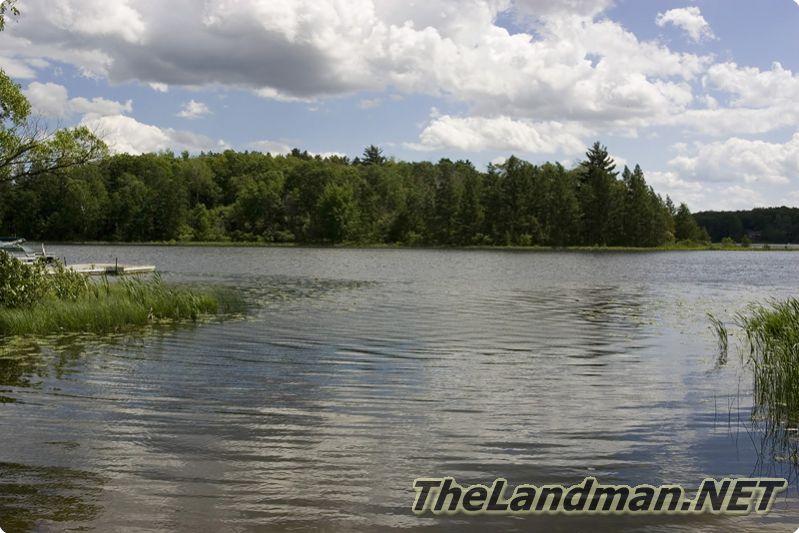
[0,238,55,264]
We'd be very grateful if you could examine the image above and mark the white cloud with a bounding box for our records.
[81,114,221,155]
[311,151,347,159]
[711,185,765,210]
[704,62,799,108]
[248,140,345,159]
[2,0,798,201]
[514,0,614,19]
[0,56,40,78]
[24,81,132,118]
[249,140,293,154]
[40,0,146,44]
[177,99,211,119]
[656,7,715,43]
[668,134,799,185]
[409,114,589,155]
[0,0,705,129]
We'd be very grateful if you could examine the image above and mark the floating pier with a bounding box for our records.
[66,262,156,276]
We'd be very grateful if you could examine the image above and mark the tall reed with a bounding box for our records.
[0,256,241,336]
[735,299,799,426]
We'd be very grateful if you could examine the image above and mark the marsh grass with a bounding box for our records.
[734,299,799,427]
[710,300,799,455]
[707,312,729,365]
[0,255,243,336]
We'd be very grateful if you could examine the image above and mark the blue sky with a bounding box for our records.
[1,0,798,210]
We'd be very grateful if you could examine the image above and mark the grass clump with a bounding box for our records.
[735,299,799,427]
[0,254,241,336]
[707,312,729,365]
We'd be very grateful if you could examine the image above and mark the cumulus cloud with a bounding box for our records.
[24,81,132,118]
[668,134,799,185]
[656,7,715,43]
[646,170,705,204]
[704,62,799,108]
[177,99,211,119]
[410,114,589,155]
[0,0,706,129]
[248,140,344,159]
[0,56,41,78]
[81,114,222,155]
[514,0,614,18]
[44,0,146,43]
[249,140,293,155]
[2,0,797,205]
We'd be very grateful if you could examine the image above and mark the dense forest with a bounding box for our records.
[0,143,710,247]
[695,207,799,244]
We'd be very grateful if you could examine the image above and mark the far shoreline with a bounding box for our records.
[42,241,799,252]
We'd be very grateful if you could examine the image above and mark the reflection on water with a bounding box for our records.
[0,462,103,531]
[1,247,798,531]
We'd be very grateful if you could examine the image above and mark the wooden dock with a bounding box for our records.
[66,263,156,276]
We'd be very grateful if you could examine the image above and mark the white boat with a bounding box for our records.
[0,238,55,265]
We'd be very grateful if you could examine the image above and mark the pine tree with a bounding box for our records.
[361,145,386,166]
[578,142,618,245]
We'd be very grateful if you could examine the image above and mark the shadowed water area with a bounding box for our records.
[1,246,798,531]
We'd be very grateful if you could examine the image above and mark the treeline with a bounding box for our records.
[695,207,799,244]
[0,142,708,247]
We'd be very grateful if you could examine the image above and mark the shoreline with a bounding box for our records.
[42,241,799,252]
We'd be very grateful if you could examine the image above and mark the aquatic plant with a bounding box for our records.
[707,313,728,365]
[735,299,799,427]
[710,300,799,467]
[0,256,242,336]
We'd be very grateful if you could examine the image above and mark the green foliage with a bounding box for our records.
[315,181,358,243]
[740,234,752,247]
[0,142,693,248]
[361,145,386,166]
[733,299,799,427]
[694,207,799,244]
[674,202,705,243]
[0,254,89,308]
[2,32,108,186]
[0,254,51,308]
[578,142,618,245]
[720,236,736,247]
[0,0,18,31]
[0,258,241,335]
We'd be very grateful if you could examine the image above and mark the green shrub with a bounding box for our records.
[0,254,91,308]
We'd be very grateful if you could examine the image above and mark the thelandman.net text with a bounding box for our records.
[412,477,787,515]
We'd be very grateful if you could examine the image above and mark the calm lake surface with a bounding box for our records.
[1,246,798,531]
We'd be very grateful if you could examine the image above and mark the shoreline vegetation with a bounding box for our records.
[0,254,241,336]
[3,141,715,249]
[43,240,797,252]
[711,300,799,457]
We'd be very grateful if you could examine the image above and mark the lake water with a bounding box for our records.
[1,246,798,531]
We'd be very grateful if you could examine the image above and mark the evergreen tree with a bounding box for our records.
[674,203,703,242]
[361,145,386,166]
[578,142,618,245]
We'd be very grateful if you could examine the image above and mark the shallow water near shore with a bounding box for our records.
[1,245,798,531]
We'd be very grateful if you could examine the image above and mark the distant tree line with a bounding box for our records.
[0,142,709,247]
[694,207,799,244]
